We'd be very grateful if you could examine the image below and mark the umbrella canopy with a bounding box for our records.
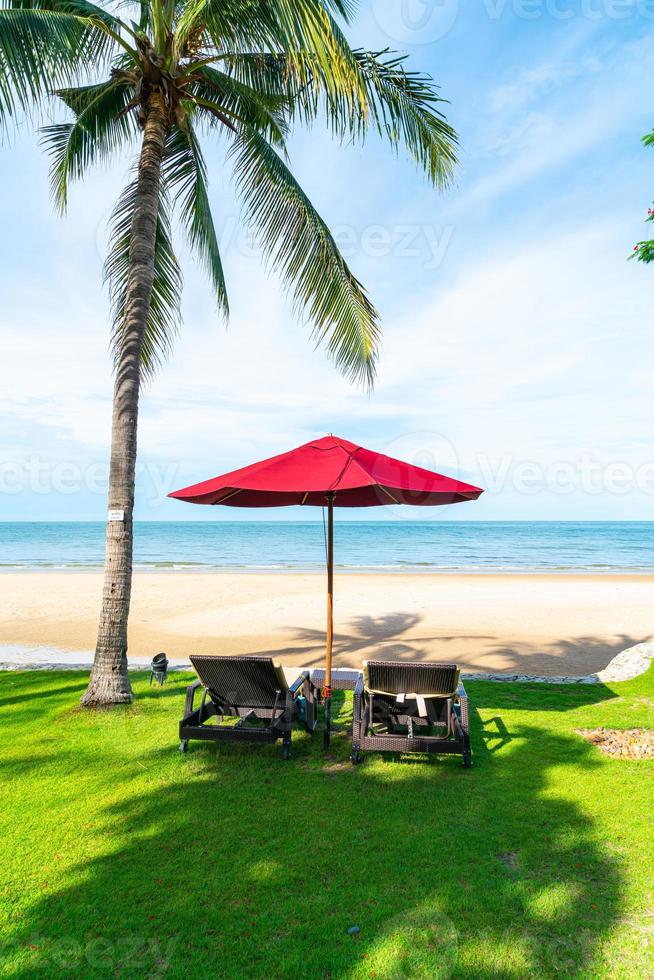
[169,435,483,746]
[169,434,482,509]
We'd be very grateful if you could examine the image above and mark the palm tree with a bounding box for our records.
[0,0,458,705]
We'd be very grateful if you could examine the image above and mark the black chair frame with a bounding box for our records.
[351,662,471,768]
[180,659,318,759]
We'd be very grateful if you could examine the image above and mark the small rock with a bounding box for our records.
[347,926,360,935]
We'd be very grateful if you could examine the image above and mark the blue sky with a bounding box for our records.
[2,1,654,521]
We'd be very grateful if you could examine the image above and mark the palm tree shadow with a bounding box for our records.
[472,632,644,678]
[11,693,624,978]
[245,613,643,681]
[0,679,88,710]
[249,610,487,668]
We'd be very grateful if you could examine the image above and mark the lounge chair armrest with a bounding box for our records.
[455,680,470,735]
[352,673,365,730]
[288,670,311,697]
[184,680,202,716]
[351,673,365,735]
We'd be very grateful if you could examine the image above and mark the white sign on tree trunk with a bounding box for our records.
[108,509,125,522]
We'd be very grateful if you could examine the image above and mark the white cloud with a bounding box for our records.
[457,33,654,213]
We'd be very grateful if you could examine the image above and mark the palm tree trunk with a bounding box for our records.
[81,90,168,707]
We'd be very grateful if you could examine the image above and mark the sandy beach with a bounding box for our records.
[1,571,652,676]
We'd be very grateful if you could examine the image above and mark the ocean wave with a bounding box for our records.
[3,561,654,574]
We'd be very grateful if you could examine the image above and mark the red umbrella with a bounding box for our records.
[169,435,483,745]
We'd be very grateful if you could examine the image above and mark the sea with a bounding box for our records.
[0,521,652,573]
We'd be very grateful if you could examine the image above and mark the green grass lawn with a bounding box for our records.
[0,668,652,979]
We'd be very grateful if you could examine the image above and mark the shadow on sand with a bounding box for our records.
[245,609,641,679]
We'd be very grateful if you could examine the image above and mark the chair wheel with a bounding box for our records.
[351,750,362,765]
[179,740,189,753]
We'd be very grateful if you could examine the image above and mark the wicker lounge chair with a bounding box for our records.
[179,655,318,759]
[351,661,471,767]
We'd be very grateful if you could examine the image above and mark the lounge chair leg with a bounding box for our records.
[179,739,189,754]
[462,736,472,768]
[351,749,362,765]
[323,695,331,749]
[282,735,292,760]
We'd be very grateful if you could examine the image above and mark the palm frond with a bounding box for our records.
[216,51,321,129]
[177,0,365,111]
[106,173,183,379]
[218,46,458,185]
[133,0,152,33]
[0,7,111,122]
[177,0,353,45]
[354,49,458,187]
[187,65,288,144]
[231,127,380,386]
[216,52,292,94]
[41,79,137,211]
[150,0,166,53]
[10,0,138,52]
[162,121,228,316]
[8,0,124,31]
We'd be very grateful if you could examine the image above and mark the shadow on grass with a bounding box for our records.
[470,678,618,713]
[0,678,88,710]
[3,674,625,979]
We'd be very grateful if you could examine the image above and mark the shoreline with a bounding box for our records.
[3,565,654,576]
[2,570,653,678]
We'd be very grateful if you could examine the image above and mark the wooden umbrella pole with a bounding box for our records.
[324,492,334,748]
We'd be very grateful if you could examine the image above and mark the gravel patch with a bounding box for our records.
[576,728,654,759]
[461,671,601,684]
